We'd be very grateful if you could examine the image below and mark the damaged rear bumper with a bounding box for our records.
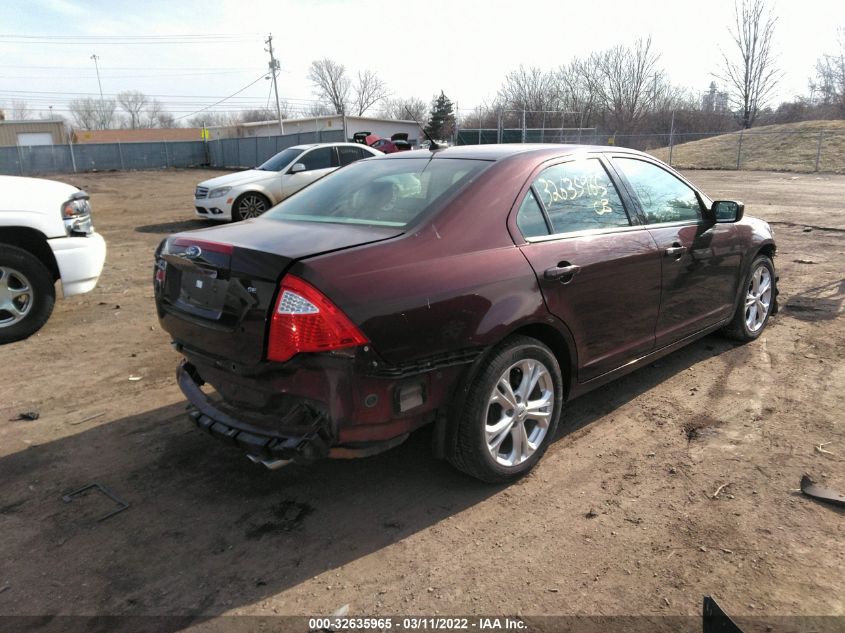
[177,361,332,462]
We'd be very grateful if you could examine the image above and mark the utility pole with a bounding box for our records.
[265,34,284,136]
[90,53,106,129]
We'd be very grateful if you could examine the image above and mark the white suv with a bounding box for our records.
[0,175,106,343]
[194,142,382,222]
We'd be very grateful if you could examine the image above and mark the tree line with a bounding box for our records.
[1,0,843,139]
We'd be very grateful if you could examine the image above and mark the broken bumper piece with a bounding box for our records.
[177,361,332,463]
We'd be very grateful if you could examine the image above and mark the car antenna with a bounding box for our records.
[405,107,439,150]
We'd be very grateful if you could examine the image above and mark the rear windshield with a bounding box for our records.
[258,147,304,171]
[263,157,490,227]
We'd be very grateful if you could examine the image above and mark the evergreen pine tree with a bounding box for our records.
[424,91,455,141]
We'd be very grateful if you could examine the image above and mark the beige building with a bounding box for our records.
[0,119,69,147]
[72,128,205,144]
[211,115,421,145]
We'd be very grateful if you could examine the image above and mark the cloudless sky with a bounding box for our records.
[2,0,844,120]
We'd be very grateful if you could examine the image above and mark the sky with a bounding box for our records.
[1,0,844,124]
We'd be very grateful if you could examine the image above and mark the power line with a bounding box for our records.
[0,89,319,102]
[0,33,260,38]
[173,73,270,122]
[0,64,257,70]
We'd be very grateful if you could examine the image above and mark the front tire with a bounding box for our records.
[723,254,776,342]
[448,336,563,483]
[232,192,270,222]
[0,245,56,344]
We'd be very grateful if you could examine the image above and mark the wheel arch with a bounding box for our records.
[0,227,60,281]
[505,321,577,401]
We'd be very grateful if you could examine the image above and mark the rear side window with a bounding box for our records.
[531,158,630,234]
[614,158,701,224]
[338,146,364,166]
[516,189,549,238]
[265,158,490,228]
[298,147,335,171]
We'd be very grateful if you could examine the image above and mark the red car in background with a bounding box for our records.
[353,131,412,153]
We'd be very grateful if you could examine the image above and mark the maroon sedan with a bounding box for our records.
[154,145,777,482]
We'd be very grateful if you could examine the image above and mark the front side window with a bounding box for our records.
[530,158,630,234]
[614,158,701,224]
[298,147,335,171]
[265,158,490,227]
[258,147,303,171]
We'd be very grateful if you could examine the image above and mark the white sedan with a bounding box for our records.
[193,142,382,222]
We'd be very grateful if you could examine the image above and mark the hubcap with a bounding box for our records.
[744,264,772,332]
[485,358,554,467]
[0,266,34,328]
[238,195,267,220]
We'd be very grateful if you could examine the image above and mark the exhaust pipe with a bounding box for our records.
[247,454,292,470]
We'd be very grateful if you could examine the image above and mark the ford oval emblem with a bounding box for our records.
[184,245,202,259]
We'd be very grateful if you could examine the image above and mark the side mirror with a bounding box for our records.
[711,200,744,223]
[289,163,306,174]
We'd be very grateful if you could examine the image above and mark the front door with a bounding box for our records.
[281,146,338,198]
[514,157,662,382]
[611,157,742,347]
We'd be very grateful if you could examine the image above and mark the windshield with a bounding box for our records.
[258,147,304,171]
[264,158,490,228]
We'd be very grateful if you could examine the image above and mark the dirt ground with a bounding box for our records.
[1,168,843,625]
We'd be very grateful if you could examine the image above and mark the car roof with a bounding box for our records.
[286,142,380,151]
[380,143,649,161]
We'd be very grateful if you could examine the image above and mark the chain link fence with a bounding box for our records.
[0,129,346,177]
[456,127,845,173]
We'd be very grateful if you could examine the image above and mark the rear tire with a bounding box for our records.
[722,254,775,342]
[232,192,270,222]
[0,245,55,344]
[448,335,563,483]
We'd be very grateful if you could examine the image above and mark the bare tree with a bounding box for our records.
[814,27,845,114]
[591,37,662,134]
[144,99,177,128]
[352,69,389,116]
[496,66,559,126]
[306,102,334,117]
[10,99,32,120]
[377,97,428,121]
[717,0,781,128]
[307,58,350,115]
[239,107,276,123]
[555,58,600,126]
[188,112,239,128]
[239,101,290,123]
[117,90,148,128]
[69,97,101,130]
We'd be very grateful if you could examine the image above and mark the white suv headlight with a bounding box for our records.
[61,191,93,236]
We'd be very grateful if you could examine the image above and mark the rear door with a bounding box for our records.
[513,156,662,382]
[610,156,742,347]
[280,146,338,198]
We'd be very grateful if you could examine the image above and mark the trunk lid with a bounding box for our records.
[155,218,402,366]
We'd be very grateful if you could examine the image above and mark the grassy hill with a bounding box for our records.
[649,119,845,173]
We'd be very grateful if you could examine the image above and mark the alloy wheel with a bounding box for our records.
[0,266,34,328]
[744,264,772,333]
[237,194,268,220]
[485,358,554,467]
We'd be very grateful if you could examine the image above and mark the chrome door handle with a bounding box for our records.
[544,264,582,282]
[665,246,687,258]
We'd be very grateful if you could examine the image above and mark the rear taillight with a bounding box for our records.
[267,274,368,362]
